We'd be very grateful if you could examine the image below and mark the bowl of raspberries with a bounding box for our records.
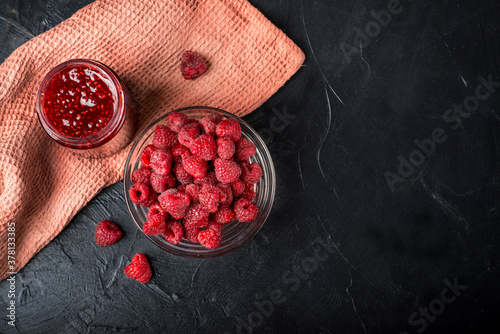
[123,106,276,257]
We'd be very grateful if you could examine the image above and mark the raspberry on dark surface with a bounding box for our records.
[150,148,173,175]
[132,167,152,185]
[178,122,201,148]
[180,50,208,80]
[217,136,235,160]
[183,155,208,178]
[200,114,222,136]
[163,220,184,245]
[150,172,176,193]
[124,253,152,284]
[167,112,188,132]
[234,198,259,223]
[190,134,217,161]
[129,183,150,205]
[153,124,178,149]
[214,158,241,184]
[215,119,241,142]
[140,144,156,168]
[143,214,167,235]
[235,137,256,161]
[95,220,122,247]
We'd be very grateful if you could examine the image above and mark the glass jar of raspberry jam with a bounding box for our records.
[36,59,135,156]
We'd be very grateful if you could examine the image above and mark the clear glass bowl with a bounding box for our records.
[123,106,276,258]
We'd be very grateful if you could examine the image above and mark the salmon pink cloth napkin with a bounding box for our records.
[0,0,304,279]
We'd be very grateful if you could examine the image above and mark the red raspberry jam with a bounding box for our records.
[36,59,135,155]
[42,65,115,138]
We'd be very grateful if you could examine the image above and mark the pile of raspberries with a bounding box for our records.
[128,112,262,250]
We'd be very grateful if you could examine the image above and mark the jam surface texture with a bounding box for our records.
[42,65,116,138]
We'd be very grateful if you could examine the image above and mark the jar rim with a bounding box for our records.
[36,59,128,149]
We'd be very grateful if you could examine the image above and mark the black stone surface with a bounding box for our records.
[1,0,499,333]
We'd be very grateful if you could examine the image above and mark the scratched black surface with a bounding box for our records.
[0,0,499,333]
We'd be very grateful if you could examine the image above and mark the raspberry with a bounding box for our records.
[216,183,233,207]
[132,167,152,185]
[147,203,168,220]
[193,171,217,186]
[235,137,256,161]
[215,119,241,142]
[150,148,173,175]
[183,155,208,178]
[184,221,201,243]
[150,172,176,193]
[129,183,150,205]
[217,137,235,160]
[158,191,191,220]
[144,191,158,207]
[153,125,177,149]
[234,198,259,222]
[198,229,222,249]
[231,179,246,198]
[190,134,217,161]
[124,253,152,284]
[167,112,188,132]
[241,162,262,185]
[241,184,256,201]
[163,220,184,245]
[200,114,222,136]
[95,220,122,247]
[185,183,201,202]
[180,50,208,80]
[173,163,194,185]
[172,143,192,160]
[140,144,156,168]
[214,158,241,184]
[143,214,166,235]
[198,184,221,213]
[214,206,235,224]
[184,203,209,227]
[178,122,201,148]
[207,222,224,232]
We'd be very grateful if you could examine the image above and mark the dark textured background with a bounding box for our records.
[1,0,499,333]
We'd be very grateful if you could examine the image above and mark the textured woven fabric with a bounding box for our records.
[0,0,304,280]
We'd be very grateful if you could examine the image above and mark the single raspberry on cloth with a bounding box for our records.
[180,50,208,80]
[95,220,122,247]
